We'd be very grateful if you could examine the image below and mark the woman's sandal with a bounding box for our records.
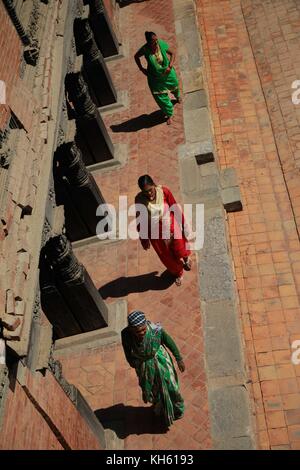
[166,116,173,125]
[183,257,192,271]
[175,275,183,286]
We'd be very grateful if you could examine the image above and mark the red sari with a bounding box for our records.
[136,186,190,277]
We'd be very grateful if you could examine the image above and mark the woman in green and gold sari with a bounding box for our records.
[134,31,181,125]
[121,310,185,427]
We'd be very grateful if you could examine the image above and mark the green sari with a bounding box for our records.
[140,39,180,117]
[122,322,184,426]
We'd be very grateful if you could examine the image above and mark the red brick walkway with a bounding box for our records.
[197,0,300,450]
[57,0,211,450]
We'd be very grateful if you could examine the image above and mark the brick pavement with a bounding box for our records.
[57,0,212,450]
[197,0,300,450]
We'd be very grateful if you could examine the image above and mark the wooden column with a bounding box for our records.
[88,0,119,58]
[74,18,117,107]
[40,258,82,339]
[44,235,109,332]
[65,72,114,164]
[55,142,109,241]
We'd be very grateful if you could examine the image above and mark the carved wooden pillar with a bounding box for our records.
[65,72,114,164]
[88,0,119,58]
[56,142,108,241]
[44,235,108,332]
[74,19,117,107]
[3,0,39,66]
[3,0,30,45]
[40,259,82,339]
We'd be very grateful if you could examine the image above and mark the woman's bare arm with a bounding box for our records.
[165,47,175,73]
[134,49,147,76]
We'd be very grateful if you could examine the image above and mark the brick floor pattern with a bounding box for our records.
[57,0,212,450]
[197,0,300,450]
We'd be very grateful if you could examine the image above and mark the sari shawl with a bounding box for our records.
[140,39,179,95]
[135,186,191,274]
[130,322,184,426]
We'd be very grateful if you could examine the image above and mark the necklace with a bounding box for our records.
[154,46,163,65]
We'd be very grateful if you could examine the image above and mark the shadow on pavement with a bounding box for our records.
[95,403,168,438]
[111,110,166,132]
[117,0,150,8]
[99,270,175,299]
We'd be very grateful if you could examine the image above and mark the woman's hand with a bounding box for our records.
[177,360,185,373]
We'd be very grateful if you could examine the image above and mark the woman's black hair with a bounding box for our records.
[138,175,155,190]
[145,31,156,43]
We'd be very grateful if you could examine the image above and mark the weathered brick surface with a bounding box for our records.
[242,0,300,235]
[0,4,36,133]
[0,3,22,129]
[197,0,300,450]
[0,382,63,450]
[0,368,101,449]
[0,1,62,347]
[58,0,212,451]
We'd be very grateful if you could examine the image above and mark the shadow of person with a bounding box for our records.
[117,0,150,8]
[111,110,166,133]
[99,270,175,299]
[95,403,168,438]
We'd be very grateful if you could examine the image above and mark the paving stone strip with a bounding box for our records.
[174,0,255,450]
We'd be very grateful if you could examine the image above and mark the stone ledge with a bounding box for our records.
[53,299,127,355]
[0,364,9,429]
[75,388,107,449]
[178,140,215,163]
[181,69,203,94]
[26,316,53,373]
[72,235,124,250]
[199,162,218,177]
[105,428,124,450]
[86,142,128,173]
[184,105,212,144]
[220,168,239,189]
[104,42,128,63]
[221,187,243,212]
[209,385,254,450]
[184,89,207,110]
[199,252,235,302]
[202,300,244,378]
[98,90,129,115]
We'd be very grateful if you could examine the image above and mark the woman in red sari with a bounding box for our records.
[135,175,191,286]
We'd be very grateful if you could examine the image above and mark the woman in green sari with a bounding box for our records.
[121,310,185,427]
[134,31,181,125]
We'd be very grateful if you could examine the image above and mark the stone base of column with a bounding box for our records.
[41,273,82,339]
[76,113,114,164]
[89,4,119,58]
[56,267,108,332]
[53,299,127,355]
[86,142,128,172]
[83,57,117,107]
[98,90,128,115]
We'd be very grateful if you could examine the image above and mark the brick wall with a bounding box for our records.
[0,2,23,130]
[0,0,62,351]
[0,367,102,449]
